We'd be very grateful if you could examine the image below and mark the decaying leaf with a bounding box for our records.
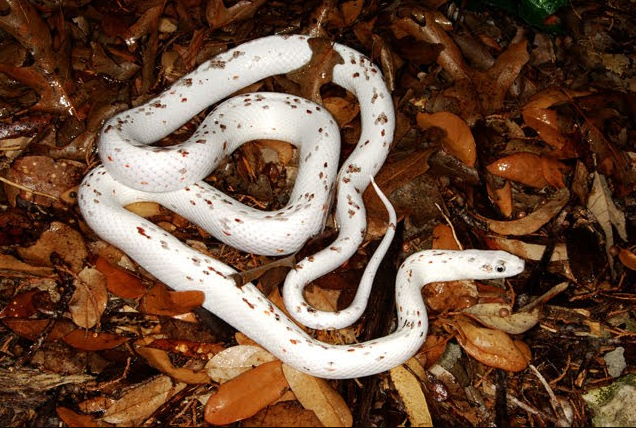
[483,235,568,262]
[56,406,105,427]
[101,375,185,425]
[282,363,353,427]
[206,0,268,30]
[587,172,628,266]
[455,317,530,372]
[389,358,433,427]
[62,329,129,351]
[206,344,277,384]
[205,360,289,425]
[68,267,108,329]
[0,253,54,276]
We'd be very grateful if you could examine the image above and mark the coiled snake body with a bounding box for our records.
[79,35,524,379]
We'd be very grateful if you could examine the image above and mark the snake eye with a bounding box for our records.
[495,264,506,273]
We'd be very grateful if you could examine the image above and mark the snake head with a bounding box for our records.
[474,250,525,279]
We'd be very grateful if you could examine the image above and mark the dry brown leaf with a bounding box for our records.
[204,360,289,426]
[618,247,636,270]
[587,172,628,267]
[323,95,360,128]
[95,256,147,299]
[340,0,364,26]
[69,267,108,329]
[138,282,205,316]
[431,223,461,250]
[0,253,54,276]
[56,406,107,427]
[455,318,530,372]
[522,86,591,110]
[243,401,323,427]
[2,318,76,342]
[462,303,540,334]
[286,37,344,104]
[206,345,277,384]
[254,140,295,165]
[205,0,268,30]
[473,187,570,236]
[282,364,353,427]
[101,375,185,425]
[124,202,162,218]
[416,111,476,167]
[487,178,513,218]
[17,221,88,273]
[389,358,433,427]
[486,152,567,189]
[416,333,449,368]
[62,329,129,351]
[135,343,211,384]
[483,236,568,262]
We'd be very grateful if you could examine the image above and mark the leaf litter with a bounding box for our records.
[0,0,635,426]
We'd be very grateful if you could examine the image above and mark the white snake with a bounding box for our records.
[78,34,525,379]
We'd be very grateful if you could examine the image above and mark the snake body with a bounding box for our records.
[79,35,525,378]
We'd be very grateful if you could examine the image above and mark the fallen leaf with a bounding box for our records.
[282,363,353,427]
[101,375,185,425]
[618,247,636,270]
[483,236,568,262]
[455,317,530,372]
[243,401,322,427]
[135,343,211,384]
[473,187,570,235]
[286,37,344,104]
[95,256,147,299]
[4,156,84,208]
[205,0,268,30]
[417,111,476,167]
[62,329,129,351]
[17,221,88,273]
[486,178,513,217]
[204,360,289,425]
[206,344,277,384]
[56,406,106,427]
[431,223,461,250]
[462,303,540,334]
[521,106,569,149]
[389,358,433,427]
[68,267,108,329]
[587,172,628,267]
[0,253,54,276]
[0,289,41,318]
[138,282,205,316]
[323,95,360,128]
[2,318,76,341]
[486,152,567,189]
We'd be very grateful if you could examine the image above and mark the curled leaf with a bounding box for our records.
[417,111,476,167]
[462,303,540,334]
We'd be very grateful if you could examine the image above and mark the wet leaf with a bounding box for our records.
[486,152,567,189]
[618,247,636,271]
[204,360,289,425]
[0,289,41,318]
[2,318,76,342]
[417,111,476,167]
[455,318,530,372]
[282,363,353,427]
[68,267,107,329]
